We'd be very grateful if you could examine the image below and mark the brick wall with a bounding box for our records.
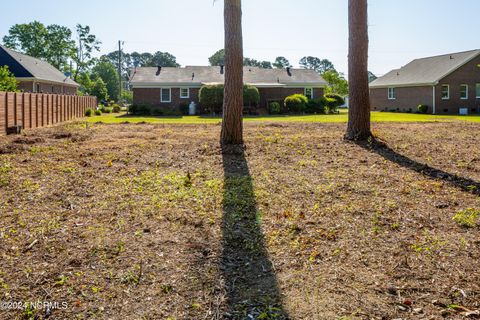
[435,54,480,114]
[0,92,97,135]
[133,86,324,112]
[371,54,480,114]
[18,81,78,95]
[370,86,434,113]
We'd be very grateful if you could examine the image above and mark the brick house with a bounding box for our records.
[370,49,480,114]
[129,66,326,113]
[0,45,79,95]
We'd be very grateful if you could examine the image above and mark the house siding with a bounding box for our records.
[370,54,480,114]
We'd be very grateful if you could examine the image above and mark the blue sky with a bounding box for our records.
[0,0,478,76]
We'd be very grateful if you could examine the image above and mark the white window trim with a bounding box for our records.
[304,87,313,99]
[180,88,190,99]
[476,83,480,99]
[460,84,468,100]
[387,87,396,100]
[441,85,450,100]
[160,88,171,103]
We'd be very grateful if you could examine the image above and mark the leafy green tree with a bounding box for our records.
[0,66,18,92]
[103,50,131,80]
[149,51,180,67]
[323,70,349,96]
[299,56,336,74]
[90,77,109,101]
[130,52,153,67]
[243,58,272,69]
[209,49,225,66]
[209,49,271,69]
[3,21,75,71]
[76,72,94,95]
[273,56,291,69]
[73,24,101,81]
[121,90,133,104]
[92,59,120,100]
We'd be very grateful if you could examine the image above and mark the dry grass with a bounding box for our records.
[0,121,479,319]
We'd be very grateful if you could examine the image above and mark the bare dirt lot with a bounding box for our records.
[0,121,479,320]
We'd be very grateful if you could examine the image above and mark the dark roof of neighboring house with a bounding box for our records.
[0,45,79,87]
[129,66,327,87]
[370,49,480,88]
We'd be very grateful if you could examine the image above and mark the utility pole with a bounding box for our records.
[118,40,122,103]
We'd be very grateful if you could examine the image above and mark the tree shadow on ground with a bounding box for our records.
[221,146,289,319]
[356,140,480,196]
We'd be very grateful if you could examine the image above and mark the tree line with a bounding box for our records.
[0,20,370,99]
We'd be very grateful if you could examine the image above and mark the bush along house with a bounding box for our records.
[129,66,326,114]
[0,45,79,94]
[370,49,480,115]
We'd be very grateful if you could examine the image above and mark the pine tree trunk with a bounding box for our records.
[345,0,372,141]
[221,0,244,146]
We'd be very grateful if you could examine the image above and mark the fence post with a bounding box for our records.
[0,92,5,135]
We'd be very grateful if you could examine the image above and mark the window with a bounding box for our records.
[460,84,468,100]
[161,88,171,103]
[180,88,190,99]
[476,83,480,98]
[304,87,313,99]
[441,85,450,100]
[387,87,396,100]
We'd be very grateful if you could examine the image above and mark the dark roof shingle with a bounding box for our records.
[0,45,79,87]
[370,49,480,88]
[130,66,326,87]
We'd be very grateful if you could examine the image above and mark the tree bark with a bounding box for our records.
[345,0,372,141]
[221,0,244,146]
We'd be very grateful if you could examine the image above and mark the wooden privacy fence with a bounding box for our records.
[0,92,97,135]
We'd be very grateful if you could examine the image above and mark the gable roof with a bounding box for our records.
[0,45,79,87]
[129,66,327,88]
[370,49,480,88]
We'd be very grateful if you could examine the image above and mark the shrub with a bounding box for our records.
[243,85,260,106]
[325,93,345,105]
[199,85,224,114]
[103,107,113,114]
[94,109,102,116]
[284,94,308,113]
[453,208,478,228]
[178,102,190,115]
[417,104,428,113]
[268,102,281,114]
[305,97,326,114]
[112,104,121,113]
[324,97,338,114]
[85,108,94,117]
[199,84,261,114]
[324,93,344,113]
[128,104,151,115]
